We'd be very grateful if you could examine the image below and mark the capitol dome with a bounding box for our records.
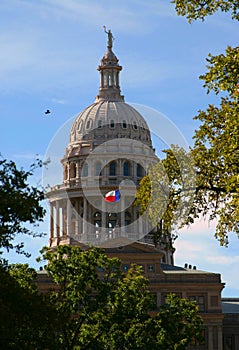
[47,29,174,265]
[69,100,152,148]
[66,30,153,153]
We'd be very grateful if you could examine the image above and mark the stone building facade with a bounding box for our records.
[41,31,239,349]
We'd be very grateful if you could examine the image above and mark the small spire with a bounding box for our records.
[103,26,114,49]
[95,28,124,102]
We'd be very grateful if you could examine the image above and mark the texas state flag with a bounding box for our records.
[104,189,121,202]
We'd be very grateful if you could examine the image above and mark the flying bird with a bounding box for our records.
[45,109,51,115]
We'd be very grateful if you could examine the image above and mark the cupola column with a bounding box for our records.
[83,196,88,237]
[120,194,125,235]
[75,200,79,235]
[50,203,54,240]
[62,201,67,236]
[102,200,106,239]
[67,199,72,237]
[55,201,60,239]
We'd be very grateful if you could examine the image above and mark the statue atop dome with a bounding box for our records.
[103,26,114,49]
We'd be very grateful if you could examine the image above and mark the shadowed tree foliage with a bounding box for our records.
[0,263,57,350]
[0,156,46,256]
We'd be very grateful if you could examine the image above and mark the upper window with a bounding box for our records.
[147,264,155,272]
[137,163,144,177]
[109,161,116,176]
[95,161,102,176]
[70,163,77,178]
[189,296,205,312]
[122,120,127,129]
[133,121,138,130]
[82,162,88,177]
[97,120,103,129]
[123,161,130,176]
[122,264,129,272]
[86,119,92,130]
[110,119,115,128]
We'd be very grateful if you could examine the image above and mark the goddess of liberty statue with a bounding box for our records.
[103,26,114,49]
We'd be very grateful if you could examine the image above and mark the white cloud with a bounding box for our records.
[174,218,239,296]
[51,98,67,105]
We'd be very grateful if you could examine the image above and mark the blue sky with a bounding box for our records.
[1,0,239,297]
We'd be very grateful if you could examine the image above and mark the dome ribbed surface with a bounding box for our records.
[69,100,152,147]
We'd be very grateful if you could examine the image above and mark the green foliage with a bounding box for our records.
[40,245,152,349]
[135,146,195,248]
[192,96,239,244]
[0,156,46,256]
[191,26,239,244]
[155,294,204,349]
[200,46,239,96]
[39,245,203,350]
[136,2,239,245]
[171,0,239,22]
[8,263,37,291]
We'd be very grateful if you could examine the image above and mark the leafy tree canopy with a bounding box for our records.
[135,146,195,249]
[40,245,203,350]
[171,0,239,22]
[0,263,57,349]
[136,2,239,245]
[0,156,46,256]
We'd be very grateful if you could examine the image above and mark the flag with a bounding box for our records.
[104,189,121,202]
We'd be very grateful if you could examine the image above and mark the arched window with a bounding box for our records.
[95,161,102,176]
[69,162,77,178]
[82,162,88,177]
[137,163,144,177]
[103,73,107,87]
[109,161,116,176]
[123,161,130,176]
[125,211,131,232]
[97,120,103,129]
[94,212,102,236]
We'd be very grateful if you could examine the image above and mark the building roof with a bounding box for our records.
[222,299,239,313]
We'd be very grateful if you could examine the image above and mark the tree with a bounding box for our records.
[135,146,196,248]
[136,1,239,245]
[40,245,203,350]
[0,263,57,349]
[171,0,239,244]
[126,293,204,350]
[0,156,46,256]
[171,0,239,22]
